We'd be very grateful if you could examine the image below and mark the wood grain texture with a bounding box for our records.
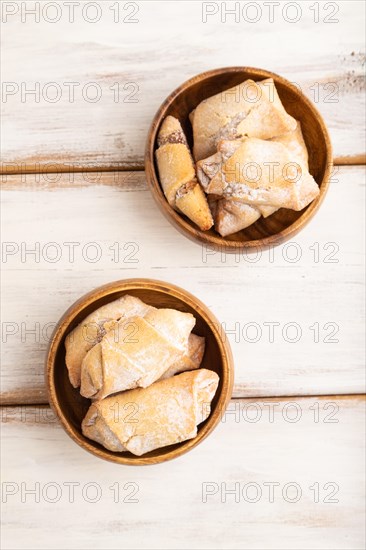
[1,166,364,404]
[1,396,365,549]
[0,170,145,191]
[1,3,364,548]
[1,1,365,171]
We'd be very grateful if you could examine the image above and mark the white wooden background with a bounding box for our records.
[1,1,365,549]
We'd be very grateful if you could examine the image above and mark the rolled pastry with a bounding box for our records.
[259,121,309,217]
[197,122,308,192]
[191,78,296,161]
[80,308,196,400]
[82,369,220,456]
[257,205,278,218]
[155,116,213,230]
[197,122,313,235]
[214,199,261,237]
[270,121,309,169]
[175,181,213,231]
[65,295,153,388]
[159,333,205,380]
[206,137,319,211]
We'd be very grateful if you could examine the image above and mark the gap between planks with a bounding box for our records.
[1,163,365,192]
[1,153,365,179]
[1,394,365,422]
[1,392,365,408]
[0,162,146,176]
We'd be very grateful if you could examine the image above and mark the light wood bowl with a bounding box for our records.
[45,279,234,465]
[145,67,333,253]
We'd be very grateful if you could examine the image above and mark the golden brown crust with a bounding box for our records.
[156,116,213,230]
[191,78,297,161]
[82,369,219,456]
[197,121,310,223]
[259,122,308,217]
[155,143,196,206]
[207,137,319,211]
[214,199,261,237]
[80,308,196,400]
[65,295,153,388]
[270,120,309,169]
[157,116,188,147]
[159,333,205,380]
[175,181,214,231]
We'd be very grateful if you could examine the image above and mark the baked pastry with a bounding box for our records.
[175,181,213,231]
[154,78,317,237]
[270,121,309,168]
[66,293,205,391]
[191,78,297,161]
[80,308,197,400]
[199,146,263,236]
[197,150,231,192]
[206,137,319,211]
[197,121,308,191]
[155,116,213,230]
[65,295,152,388]
[82,369,219,456]
[258,122,309,217]
[214,199,261,237]
[159,333,205,380]
[197,121,314,235]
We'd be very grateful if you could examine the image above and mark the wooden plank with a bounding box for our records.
[0,170,145,191]
[336,154,366,166]
[1,396,365,549]
[1,1,365,171]
[1,166,364,404]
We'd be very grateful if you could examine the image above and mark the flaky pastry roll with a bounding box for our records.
[65,295,153,388]
[82,369,219,456]
[197,122,314,235]
[155,116,213,231]
[191,78,297,161]
[159,333,205,380]
[80,308,197,400]
[206,137,319,211]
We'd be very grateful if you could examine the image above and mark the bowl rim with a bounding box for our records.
[45,278,234,465]
[145,66,333,252]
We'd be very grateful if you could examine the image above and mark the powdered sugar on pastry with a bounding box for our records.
[65,294,153,388]
[82,369,220,456]
[191,78,297,161]
[80,308,196,400]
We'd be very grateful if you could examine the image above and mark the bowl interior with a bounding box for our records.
[151,68,330,244]
[51,286,228,463]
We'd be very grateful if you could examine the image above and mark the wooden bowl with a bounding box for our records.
[45,279,234,465]
[145,67,333,253]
